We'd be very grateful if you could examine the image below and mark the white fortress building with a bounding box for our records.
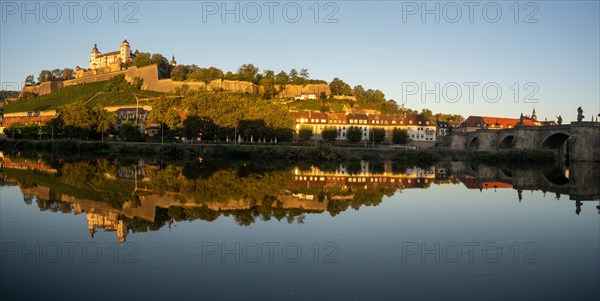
[89,39,136,69]
[76,39,138,78]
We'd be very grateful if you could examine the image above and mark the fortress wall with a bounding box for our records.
[276,84,331,98]
[63,70,126,87]
[19,81,64,98]
[17,65,331,101]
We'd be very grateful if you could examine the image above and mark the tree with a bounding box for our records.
[289,68,299,81]
[259,70,276,99]
[149,96,182,131]
[38,70,53,83]
[299,68,309,79]
[25,75,35,86]
[93,106,116,141]
[321,126,338,141]
[151,54,172,79]
[236,64,260,83]
[51,69,62,81]
[186,66,224,83]
[170,65,188,81]
[392,128,409,144]
[134,52,152,67]
[182,116,202,141]
[275,71,289,84]
[329,78,352,96]
[42,116,64,138]
[369,128,386,144]
[62,68,75,80]
[298,126,313,142]
[353,85,366,102]
[319,92,327,101]
[421,109,434,120]
[59,102,95,138]
[346,126,363,143]
[119,120,144,141]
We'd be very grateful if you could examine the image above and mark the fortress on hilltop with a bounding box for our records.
[76,39,138,78]
[18,37,330,99]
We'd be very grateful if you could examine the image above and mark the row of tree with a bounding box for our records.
[298,126,410,144]
[170,63,325,87]
[25,68,76,85]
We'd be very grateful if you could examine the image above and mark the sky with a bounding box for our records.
[1,0,599,122]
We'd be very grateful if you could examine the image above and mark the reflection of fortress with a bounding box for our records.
[86,211,127,243]
[15,184,128,243]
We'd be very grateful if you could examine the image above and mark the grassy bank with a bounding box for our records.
[2,80,162,113]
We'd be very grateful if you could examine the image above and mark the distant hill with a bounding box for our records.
[0,91,19,103]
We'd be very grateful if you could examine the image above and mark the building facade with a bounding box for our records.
[291,111,436,142]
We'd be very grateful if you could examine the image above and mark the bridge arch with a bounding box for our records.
[542,132,570,149]
[468,137,480,149]
[498,135,514,149]
[542,167,570,186]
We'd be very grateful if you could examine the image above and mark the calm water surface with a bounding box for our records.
[1,154,598,300]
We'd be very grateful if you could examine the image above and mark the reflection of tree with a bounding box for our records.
[149,167,292,205]
[126,208,169,233]
[327,188,392,216]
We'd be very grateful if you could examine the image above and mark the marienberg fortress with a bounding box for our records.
[20,39,330,99]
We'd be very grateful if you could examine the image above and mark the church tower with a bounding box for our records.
[170,55,177,67]
[120,39,131,64]
[531,108,537,121]
[89,44,100,69]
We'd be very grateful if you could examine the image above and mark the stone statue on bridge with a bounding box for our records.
[577,106,585,122]
[556,115,562,125]
[517,113,524,126]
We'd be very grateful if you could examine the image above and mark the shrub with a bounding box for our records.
[298,127,313,142]
[369,128,386,143]
[321,126,338,142]
[346,126,363,143]
[392,128,409,144]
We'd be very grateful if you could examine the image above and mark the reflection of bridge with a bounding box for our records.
[450,122,600,161]
[446,161,600,206]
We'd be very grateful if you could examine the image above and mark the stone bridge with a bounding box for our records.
[449,122,600,162]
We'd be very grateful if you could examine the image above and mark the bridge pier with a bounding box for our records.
[569,122,600,162]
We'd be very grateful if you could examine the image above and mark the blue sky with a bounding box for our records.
[1,1,599,121]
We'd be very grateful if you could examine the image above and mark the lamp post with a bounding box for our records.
[372,129,375,149]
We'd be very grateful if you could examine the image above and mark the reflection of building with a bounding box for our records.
[86,211,128,243]
[291,112,436,142]
[292,163,436,192]
[460,176,513,191]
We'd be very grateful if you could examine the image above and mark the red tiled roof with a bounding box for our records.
[462,116,539,128]
[96,51,120,58]
[2,116,54,127]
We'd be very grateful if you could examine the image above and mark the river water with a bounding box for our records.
[0,154,598,300]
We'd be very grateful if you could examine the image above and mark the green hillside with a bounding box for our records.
[3,80,163,113]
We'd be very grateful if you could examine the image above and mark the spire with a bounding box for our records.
[170,54,177,66]
[531,108,537,120]
[92,43,99,52]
